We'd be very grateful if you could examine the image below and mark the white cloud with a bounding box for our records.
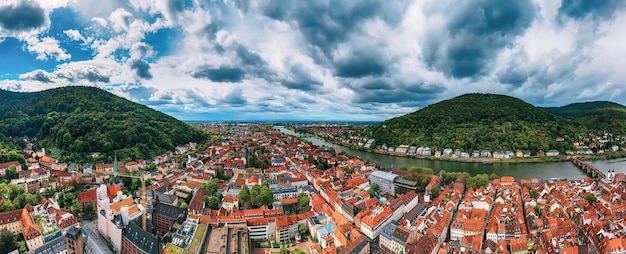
[63,29,85,41]
[24,36,71,61]
[2,0,626,120]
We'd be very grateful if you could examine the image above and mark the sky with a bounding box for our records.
[1,0,626,121]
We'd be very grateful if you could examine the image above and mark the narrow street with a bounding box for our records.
[81,220,115,254]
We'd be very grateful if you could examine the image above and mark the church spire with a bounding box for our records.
[113,151,119,183]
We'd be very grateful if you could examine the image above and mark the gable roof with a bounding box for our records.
[123,222,159,254]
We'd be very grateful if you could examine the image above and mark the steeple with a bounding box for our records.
[113,151,119,183]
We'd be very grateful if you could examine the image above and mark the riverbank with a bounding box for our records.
[276,126,626,180]
[294,130,626,164]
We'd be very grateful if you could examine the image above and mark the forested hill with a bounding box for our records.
[543,101,626,135]
[369,93,588,153]
[0,86,208,163]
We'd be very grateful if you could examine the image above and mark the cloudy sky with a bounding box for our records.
[1,0,625,121]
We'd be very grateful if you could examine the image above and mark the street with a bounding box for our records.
[81,220,115,254]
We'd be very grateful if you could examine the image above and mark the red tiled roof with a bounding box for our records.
[0,161,20,169]
[21,207,41,240]
[40,156,57,163]
[78,188,98,203]
[107,184,121,200]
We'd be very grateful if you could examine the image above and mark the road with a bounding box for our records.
[81,220,115,254]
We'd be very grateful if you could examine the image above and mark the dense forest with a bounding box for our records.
[369,94,599,153]
[0,86,208,163]
[0,133,26,165]
[543,101,626,135]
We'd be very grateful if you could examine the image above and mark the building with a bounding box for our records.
[0,161,22,177]
[370,171,399,196]
[394,178,419,194]
[0,204,44,251]
[275,215,298,243]
[121,223,160,254]
[77,188,98,210]
[272,187,299,200]
[21,205,45,250]
[247,218,276,242]
[65,226,85,254]
[152,202,187,238]
[379,221,397,252]
[28,234,67,254]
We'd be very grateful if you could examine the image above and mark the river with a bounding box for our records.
[275,126,626,181]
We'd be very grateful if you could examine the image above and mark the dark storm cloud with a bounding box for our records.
[498,51,589,89]
[223,88,247,106]
[201,21,222,41]
[82,72,110,83]
[424,0,536,78]
[349,79,446,105]
[558,0,625,21]
[130,60,153,80]
[497,70,529,87]
[0,1,47,31]
[259,0,406,57]
[167,0,185,15]
[235,44,265,67]
[22,70,53,83]
[360,81,393,90]
[334,49,388,78]
[276,64,322,91]
[56,69,110,83]
[193,66,246,82]
[118,84,157,101]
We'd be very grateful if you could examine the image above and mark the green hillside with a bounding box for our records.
[543,102,626,135]
[369,94,588,153]
[0,86,208,163]
[0,133,25,166]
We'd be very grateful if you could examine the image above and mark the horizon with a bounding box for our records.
[2,0,626,121]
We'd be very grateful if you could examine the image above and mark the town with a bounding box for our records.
[292,124,626,161]
[1,123,626,254]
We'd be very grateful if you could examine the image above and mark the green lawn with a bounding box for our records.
[184,222,207,254]
[165,243,184,254]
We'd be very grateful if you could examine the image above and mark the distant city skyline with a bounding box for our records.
[1,0,626,121]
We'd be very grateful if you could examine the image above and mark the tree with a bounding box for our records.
[207,196,220,210]
[146,162,157,171]
[239,185,251,206]
[185,192,193,204]
[317,163,326,170]
[586,193,597,203]
[430,186,440,198]
[203,196,210,208]
[530,189,538,199]
[489,173,499,181]
[0,229,18,253]
[250,185,262,207]
[1,199,14,212]
[298,223,307,236]
[534,204,541,214]
[5,165,18,180]
[343,166,353,174]
[201,178,220,195]
[71,200,83,218]
[260,185,274,207]
[130,178,141,193]
[298,193,310,207]
[216,168,230,180]
[368,183,379,198]
[85,203,94,218]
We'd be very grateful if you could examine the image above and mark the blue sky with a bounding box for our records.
[1,0,626,121]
